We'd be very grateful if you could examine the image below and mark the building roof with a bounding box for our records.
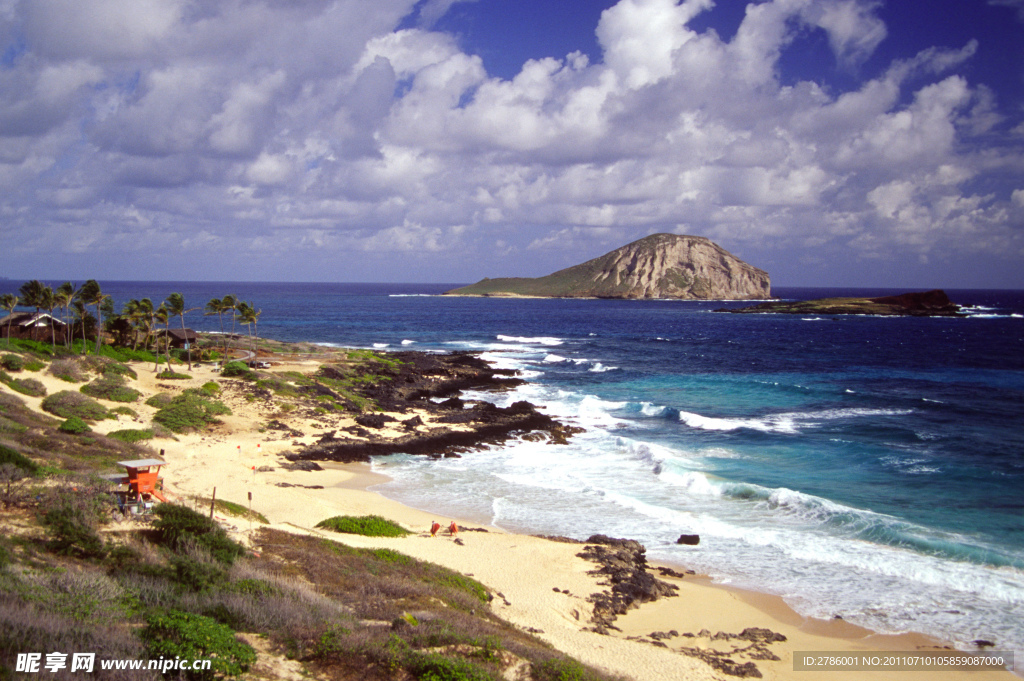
[0,312,68,327]
[155,328,198,340]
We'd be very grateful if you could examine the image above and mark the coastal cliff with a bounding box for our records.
[444,233,771,300]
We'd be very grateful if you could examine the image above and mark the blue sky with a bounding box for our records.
[1,0,1023,287]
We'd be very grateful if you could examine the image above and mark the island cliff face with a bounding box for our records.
[444,234,771,300]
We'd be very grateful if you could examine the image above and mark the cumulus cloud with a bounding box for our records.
[0,0,1021,284]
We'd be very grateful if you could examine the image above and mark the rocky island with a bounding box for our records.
[445,233,771,300]
[720,289,963,317]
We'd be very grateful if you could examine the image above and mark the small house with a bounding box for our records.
[0,312,69,344]
[154,328,198,349]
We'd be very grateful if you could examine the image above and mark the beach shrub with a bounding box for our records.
[152,391,231,433]
[0,371,47,397]
[111,405,138,417]
[48,358,88,383]
[152,504,246,565]
[80,374,142,403]
[41,390,110,421]
[200,381,220,395]
[106,428,153,443]
[40,492,107,559]
[221,361,254,380]
[23,359,46,372]
[0,444,39,474]
[0,353,24,372]
[407,651,495,681]
[533,657,593,681]
[145,392,174,409]
[141,610,255,680]
[58,416,91,434]
[316,515,411,537]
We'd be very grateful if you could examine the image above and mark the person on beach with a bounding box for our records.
[430,521,440,537]
[448,521,458,537]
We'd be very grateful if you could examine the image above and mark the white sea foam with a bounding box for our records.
[589,362,618,372]
[496,335,564,345]
[372,343,389,348]
[678,407,914,434]
[401,339,416,345]
[543,353,568,363]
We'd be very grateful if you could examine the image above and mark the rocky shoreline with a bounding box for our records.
[719,289,963,317]
[285,351,583,465]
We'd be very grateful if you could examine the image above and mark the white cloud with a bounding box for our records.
[1,0,1021,283]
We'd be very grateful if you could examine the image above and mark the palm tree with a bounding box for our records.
[236,301,262,361]
[165,293,200,370]
[222,294,238,359]
[205,297,230,360]
[153,304,169,372]
[0,294,17,346]
[70,298,90,352]
[17,280,45,314]
[54,282,76,348]
[78,280,108,354]
[122,298,154,351]
[40,285,57,349]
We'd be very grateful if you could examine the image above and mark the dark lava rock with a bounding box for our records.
[280,460,323,472]
[577,535,678,631]
[402,415,424,430]
[355,413,397,429]
[676,534,700,545]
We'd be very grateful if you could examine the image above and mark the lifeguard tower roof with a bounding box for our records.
[118,459,167,468]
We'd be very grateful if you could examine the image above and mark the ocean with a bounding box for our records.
[8,281,1023,652]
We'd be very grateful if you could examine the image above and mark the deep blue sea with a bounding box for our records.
[7,281,1023,651]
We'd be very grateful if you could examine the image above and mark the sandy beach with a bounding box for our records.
[8,355,1017,681]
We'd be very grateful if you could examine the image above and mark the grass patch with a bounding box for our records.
[152,504,246,565]
[194,496,269,524]
[156,370,192,380]
[316,514,411,538]
[111,405,138,417]
[41,390,110,421]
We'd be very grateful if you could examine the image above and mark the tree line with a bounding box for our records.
[1,280,261,368]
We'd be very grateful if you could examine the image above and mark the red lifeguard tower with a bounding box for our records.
[116,458,168,503]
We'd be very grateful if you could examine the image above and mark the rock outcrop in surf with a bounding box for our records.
[444,234,771,300]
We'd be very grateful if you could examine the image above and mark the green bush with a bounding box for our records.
[106,428,153,443]
[41,390,110,421]
[0,444,39,474]
[111,405,138,417]
[24,359,46,372]
[407,652,495,681]
[316,514,411,537]
[80,374,142,403]
[58,416,91,434]
[200,381,221,395]
[0,353,24,372]
[152,504,246,565]
[152,391,231,433]
[141,610,255,680]
[533,658,593,681]
[221,361,255,380]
